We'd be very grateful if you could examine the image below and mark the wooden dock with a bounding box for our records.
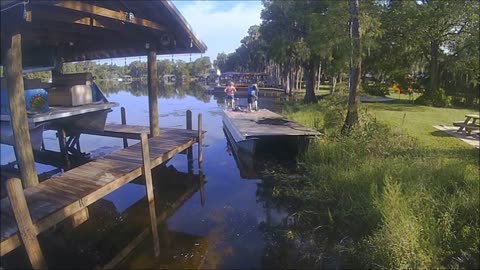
[72,123,205,140]
[223,109,320,154]
[1,112,204,269]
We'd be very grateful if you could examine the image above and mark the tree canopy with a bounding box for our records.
[215,0,479,107]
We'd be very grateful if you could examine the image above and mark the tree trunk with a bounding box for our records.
[298,68,303,90]
[330,75,337,95]
[289,68,295,94]
[316,62,322,91]
[285,73,291,95]
[277,63,282,86]
[282,63,290,95]
[298,68,301,90]
[343,0,361,132]
[429,40,439,95]
[303,59,318,103]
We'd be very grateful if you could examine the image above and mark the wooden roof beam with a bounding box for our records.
[51,1,167,32]
[32,8,131,33]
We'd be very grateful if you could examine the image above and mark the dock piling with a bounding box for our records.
[58,128,71,170]
[140,133,160,257]
[186,110,193,175]
[198,113,203,165]
[69,206,90,229]
[186,110,192,130]
[147,45,160,137]
[5,32,39,188]
[197,113,205,206]
[121,107,128,148]
[6,178,46,269]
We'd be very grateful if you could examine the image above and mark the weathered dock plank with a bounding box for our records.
[0,127,201,256]
[223,109,320,154]
[223,109,319,138]
[73,124,202,140]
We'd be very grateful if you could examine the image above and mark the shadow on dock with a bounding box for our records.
[0,165,207,270]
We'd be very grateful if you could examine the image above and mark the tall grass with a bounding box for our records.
[275,93,479,268]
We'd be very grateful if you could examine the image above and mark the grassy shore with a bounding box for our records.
[272,92,479,268]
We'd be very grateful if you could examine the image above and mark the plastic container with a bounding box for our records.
[1,88,49,114]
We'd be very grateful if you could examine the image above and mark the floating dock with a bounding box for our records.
[222,109,320,154]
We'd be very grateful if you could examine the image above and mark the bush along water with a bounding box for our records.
[266,93,479,269]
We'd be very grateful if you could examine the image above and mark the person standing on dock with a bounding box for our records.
[247,83,259,112]
[224,81,237,110]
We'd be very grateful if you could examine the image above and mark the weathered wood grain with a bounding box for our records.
[6,178,46,269]
[0,127,204,257]
[223,109,320,138]
[121,107,128,148]
[140,133,160,257]
[5,33,39,188]
[148,47,160,137]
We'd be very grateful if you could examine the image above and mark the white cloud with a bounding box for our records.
[173,1,263,60]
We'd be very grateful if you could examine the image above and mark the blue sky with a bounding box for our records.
[99,1,263,65]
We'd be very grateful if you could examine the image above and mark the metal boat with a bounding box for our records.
[1,79,117,150]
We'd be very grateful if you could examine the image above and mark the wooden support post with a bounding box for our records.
[186,110,193,175]
[5,32,39,188]
[52,52,64,76]
[69,202,89,229]
[6,178,46,269]
[121,107,128,148]
[140,133,160,257]
[159,222,171,251]
[58,128,71,170]
[147,45,160,137]
[140,133,154,203]
[186,110,192,130]
[198,113,205,206]
[198,113,203,165]
[199,169,205,207]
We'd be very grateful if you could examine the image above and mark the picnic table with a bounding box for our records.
[453,114,480,135]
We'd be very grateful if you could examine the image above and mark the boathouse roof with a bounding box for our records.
[1,0,207,67]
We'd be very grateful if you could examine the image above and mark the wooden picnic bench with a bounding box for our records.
[453,114,480,135]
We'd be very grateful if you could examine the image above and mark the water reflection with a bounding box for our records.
[1,83,323,269]
[96,80,210,103]
[0,165,207,270]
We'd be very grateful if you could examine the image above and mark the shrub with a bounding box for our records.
[363,83,390,97]
[416,88,452,107]
[275,97,479,269]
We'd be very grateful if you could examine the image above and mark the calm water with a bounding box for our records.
[1,82,306,269]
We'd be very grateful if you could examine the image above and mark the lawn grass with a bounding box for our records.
[386,91,422,101]
[365,100,478,149]
[271,92,479,269]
